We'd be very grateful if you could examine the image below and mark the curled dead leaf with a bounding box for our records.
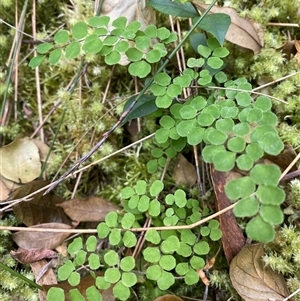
[12,223,72,250]
[0,137,41,183]
[193,1,264,54]
[173,154,197,187]
[10,248,57,264]
[57,196,121,222]
[230,244,290,301]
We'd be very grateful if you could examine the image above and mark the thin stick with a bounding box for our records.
[267,22,299,27]
[32,0,44,142]
[252,72,300,92]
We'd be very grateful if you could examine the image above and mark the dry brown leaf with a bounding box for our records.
[11,180,71,226]
[210,166,246,263]
[57,195,121,222]
[173,154,197,187]
[193,2,264,54]
[12,223,72,250]
[230,244,290,301]
[0,175,20,201]
[0,137,41,183]
[31,139,51,162]
[154,295,183,301]
[31,259,58,301]
[10,248,57,264]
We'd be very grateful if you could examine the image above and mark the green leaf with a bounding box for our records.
[157,27,171,40]
[210,229,222,241]
[160,115,175,129]
[259,205,283,225]
[197,112,215,126]
[121,272,137,287]
[72,21,88,39]
[144,24,158,38]
[68,271,80,286]
[120,256,135,272]
[202,145,225,163]
[180,105,197,119]
[146,265,162,280]
[187,127,205,145]
[134,180,147,195]
[202,104,220,118]
[176,120,197,137]
[215,118,234,133]
[29,55,45,68]
[54,30,69,44]
[104,250,119,266]
[112,16,127,28]
[249,164,281,186]
[88,16,110,27]
[206,129,227,145]
[167,84,182,97]
[233,196,259,217]
[49,48,62,65]
[177,242,192,257]
[236,154,254,171]
[145,229,161,244]
[220,106,239,118]
[225,176,256,201]
[150,180,164,197]
[250,125,277,142]
[197,15,230,45]
[137,195,150,212]
[82,38,103,54]
[215,71,227,83]
[256,185,285,205]
[136,36,151,51]
[125,47,143,61]
[109,229,122,245]
[235,92,252,107]
[212,150,236,172]
[37,42,53,54]
[190,256,205,269]
[246,215,275,243]
[74,250,86,266]
[159,255,176,271]
[121,212,135,229]
[184,268,199,285]
[123,231,137,248]
[213,47,230,57]
[68,289,85,301]
[207,57,223,69]
[58,260,75,281]
[121,187,135,199]
[86,286,102,301]
[247,108,263,123]
[149,0,198,17]
[104,268,121,283]
[254,96,272,111]
[197,45,212,58]
[154,73,171,86]
[143,247,160,263]
[258,132,284,155]
[246,143,264,161]
[160,235,180,254]
[97,222,110,239]
[126,20,141,33]
[105,211,118,228]
[128,61,151,78]
[155,128,169,144]
[175,262,189,276]
[65,41,81,59]
[96,276,110,290]
[47,287,65,301]
[68,237,82,254]
[180,229,196,245]
[157,271,175,290]
[105,50,121,65]
[122,94,157,124]
[86,236,97,252]
[193,241,210,255]
[88,253,100,270]
[174,189,187,208]
[232,122,251,137]
[149,199,161,217]
[145,49,162,63]
[187,57,205,68]
[174,74,192,87]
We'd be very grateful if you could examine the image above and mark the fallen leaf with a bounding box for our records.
[12,223,72,250]
[10,248,57,264]
[31,139,51,162]
[0,137,41,183]
[295,39,300,62]
[173,154,197,187]
[0,175,20,201]
[230,244,290,301]
[31,259,58,301]
[154,295,183,301]
[193,2,264,54]
[12,180,71,226]
[57,196,121,222]
[210,166,246,263]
